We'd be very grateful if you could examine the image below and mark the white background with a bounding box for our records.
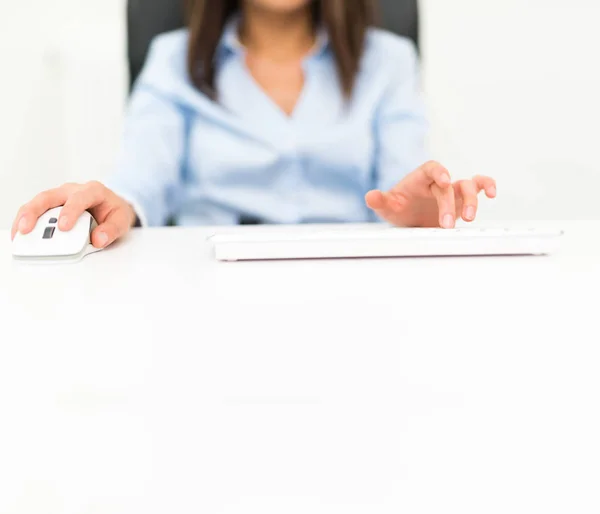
[1,221,599,513]
[0,0,599,228]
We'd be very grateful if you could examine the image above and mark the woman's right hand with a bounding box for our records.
[11,181,137,249]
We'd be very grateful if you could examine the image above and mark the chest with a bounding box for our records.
[183,56,383,185]
[187,111,375,186]
[244,54,305,117]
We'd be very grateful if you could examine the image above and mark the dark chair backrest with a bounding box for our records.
[127,0,420,88]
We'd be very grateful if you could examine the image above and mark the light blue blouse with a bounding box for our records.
[106,18,429,226]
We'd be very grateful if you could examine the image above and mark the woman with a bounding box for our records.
[12,0,496,247]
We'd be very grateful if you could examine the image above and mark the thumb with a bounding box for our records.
[365,190,406,215]
[91,207,133,248]
[365,190,386,211]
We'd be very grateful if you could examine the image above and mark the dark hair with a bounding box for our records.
[185,0,377,98]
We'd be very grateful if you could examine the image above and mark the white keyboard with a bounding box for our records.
[209,226,564,262]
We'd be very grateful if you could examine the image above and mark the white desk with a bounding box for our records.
[1,222,599,514]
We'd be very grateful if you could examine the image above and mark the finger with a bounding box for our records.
[11,205,27,240]
[365,190,408,226]
[389,161,452,195]
[457,180,479,222]
[14,188,70,236]
[365,190,386,211]
[91,207,132,249]
[58,182,105,231]
[432,183,456,229]
[411,161,452,190]
[472,175,497,198]
[365,190,404,213]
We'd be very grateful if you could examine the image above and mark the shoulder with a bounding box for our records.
[136,28,190,90]
[346,29,424,114]
[362,28,420,76]
[147,28,189,59]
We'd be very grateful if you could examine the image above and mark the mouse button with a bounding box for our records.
[43,227,56,239]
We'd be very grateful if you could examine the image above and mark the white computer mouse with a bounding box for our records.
[12,207,102,263]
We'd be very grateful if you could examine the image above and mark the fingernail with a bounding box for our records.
[465,206,475,220]
[97,232,109,247]
[442,214,455,229]
[441,174,451,185]
[489,187,497,197]
[18,216,28,233]
[59,216,69,230]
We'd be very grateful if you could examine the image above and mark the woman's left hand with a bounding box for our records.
[365,161,497,228]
